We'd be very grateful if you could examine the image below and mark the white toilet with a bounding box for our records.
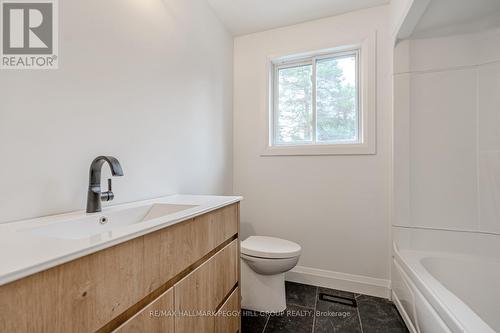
[240,236,301,312]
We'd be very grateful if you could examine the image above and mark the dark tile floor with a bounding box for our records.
[242,281,409,333]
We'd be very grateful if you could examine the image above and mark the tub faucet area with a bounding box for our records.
[86,156,124,213]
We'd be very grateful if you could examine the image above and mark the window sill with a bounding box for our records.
[260,143,376,156]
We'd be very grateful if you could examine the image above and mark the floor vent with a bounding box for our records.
[319,293,357,307]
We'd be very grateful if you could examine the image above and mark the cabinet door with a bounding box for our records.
[114,288,174,333]
[215,287,240,333]
[174,240,238,333]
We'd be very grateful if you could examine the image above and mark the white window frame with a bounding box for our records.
[262,33,376,156]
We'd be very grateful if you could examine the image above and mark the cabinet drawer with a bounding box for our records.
[215,287,240,333]
[143,204,239,292]
[114,288,174,333]
[174,240,238,333]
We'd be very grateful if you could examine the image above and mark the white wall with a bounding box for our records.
[233,5,392,294]
[390,0,414,40]
[0,0,233,223]
[393,28,500,234]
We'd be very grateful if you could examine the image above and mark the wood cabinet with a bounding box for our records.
[115,288,174,333]
[0,203,241,333]
[174,240,238,332]
[215,288,240,333]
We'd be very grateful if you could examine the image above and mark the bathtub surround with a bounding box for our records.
[233,5,393,297]
[392,7,500,332]
[393,28,500,239]
[0,0,233,223]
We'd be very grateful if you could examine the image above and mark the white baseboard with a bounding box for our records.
[285,265,391,299]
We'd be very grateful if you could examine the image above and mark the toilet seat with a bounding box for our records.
[241,236,301,259]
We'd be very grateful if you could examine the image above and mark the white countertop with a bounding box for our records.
[0,194,242,286]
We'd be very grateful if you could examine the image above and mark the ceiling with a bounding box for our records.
[207,0,390,36]
[411,0,500,39]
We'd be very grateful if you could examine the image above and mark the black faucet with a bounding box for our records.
[86,156,124,213]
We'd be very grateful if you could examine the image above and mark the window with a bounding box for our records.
[265,38,376,156]
[274,51,359,145]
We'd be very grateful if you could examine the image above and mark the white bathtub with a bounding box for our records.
[392,244,500,333]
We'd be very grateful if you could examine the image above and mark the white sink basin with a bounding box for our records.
[0,195,242,286]
[26,203,198,240]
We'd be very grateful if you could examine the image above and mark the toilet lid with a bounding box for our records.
[241,236,301,259]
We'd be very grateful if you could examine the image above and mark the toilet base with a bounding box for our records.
[241,259,287,313]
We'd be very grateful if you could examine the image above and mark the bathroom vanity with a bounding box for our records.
[0,195,242,333]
